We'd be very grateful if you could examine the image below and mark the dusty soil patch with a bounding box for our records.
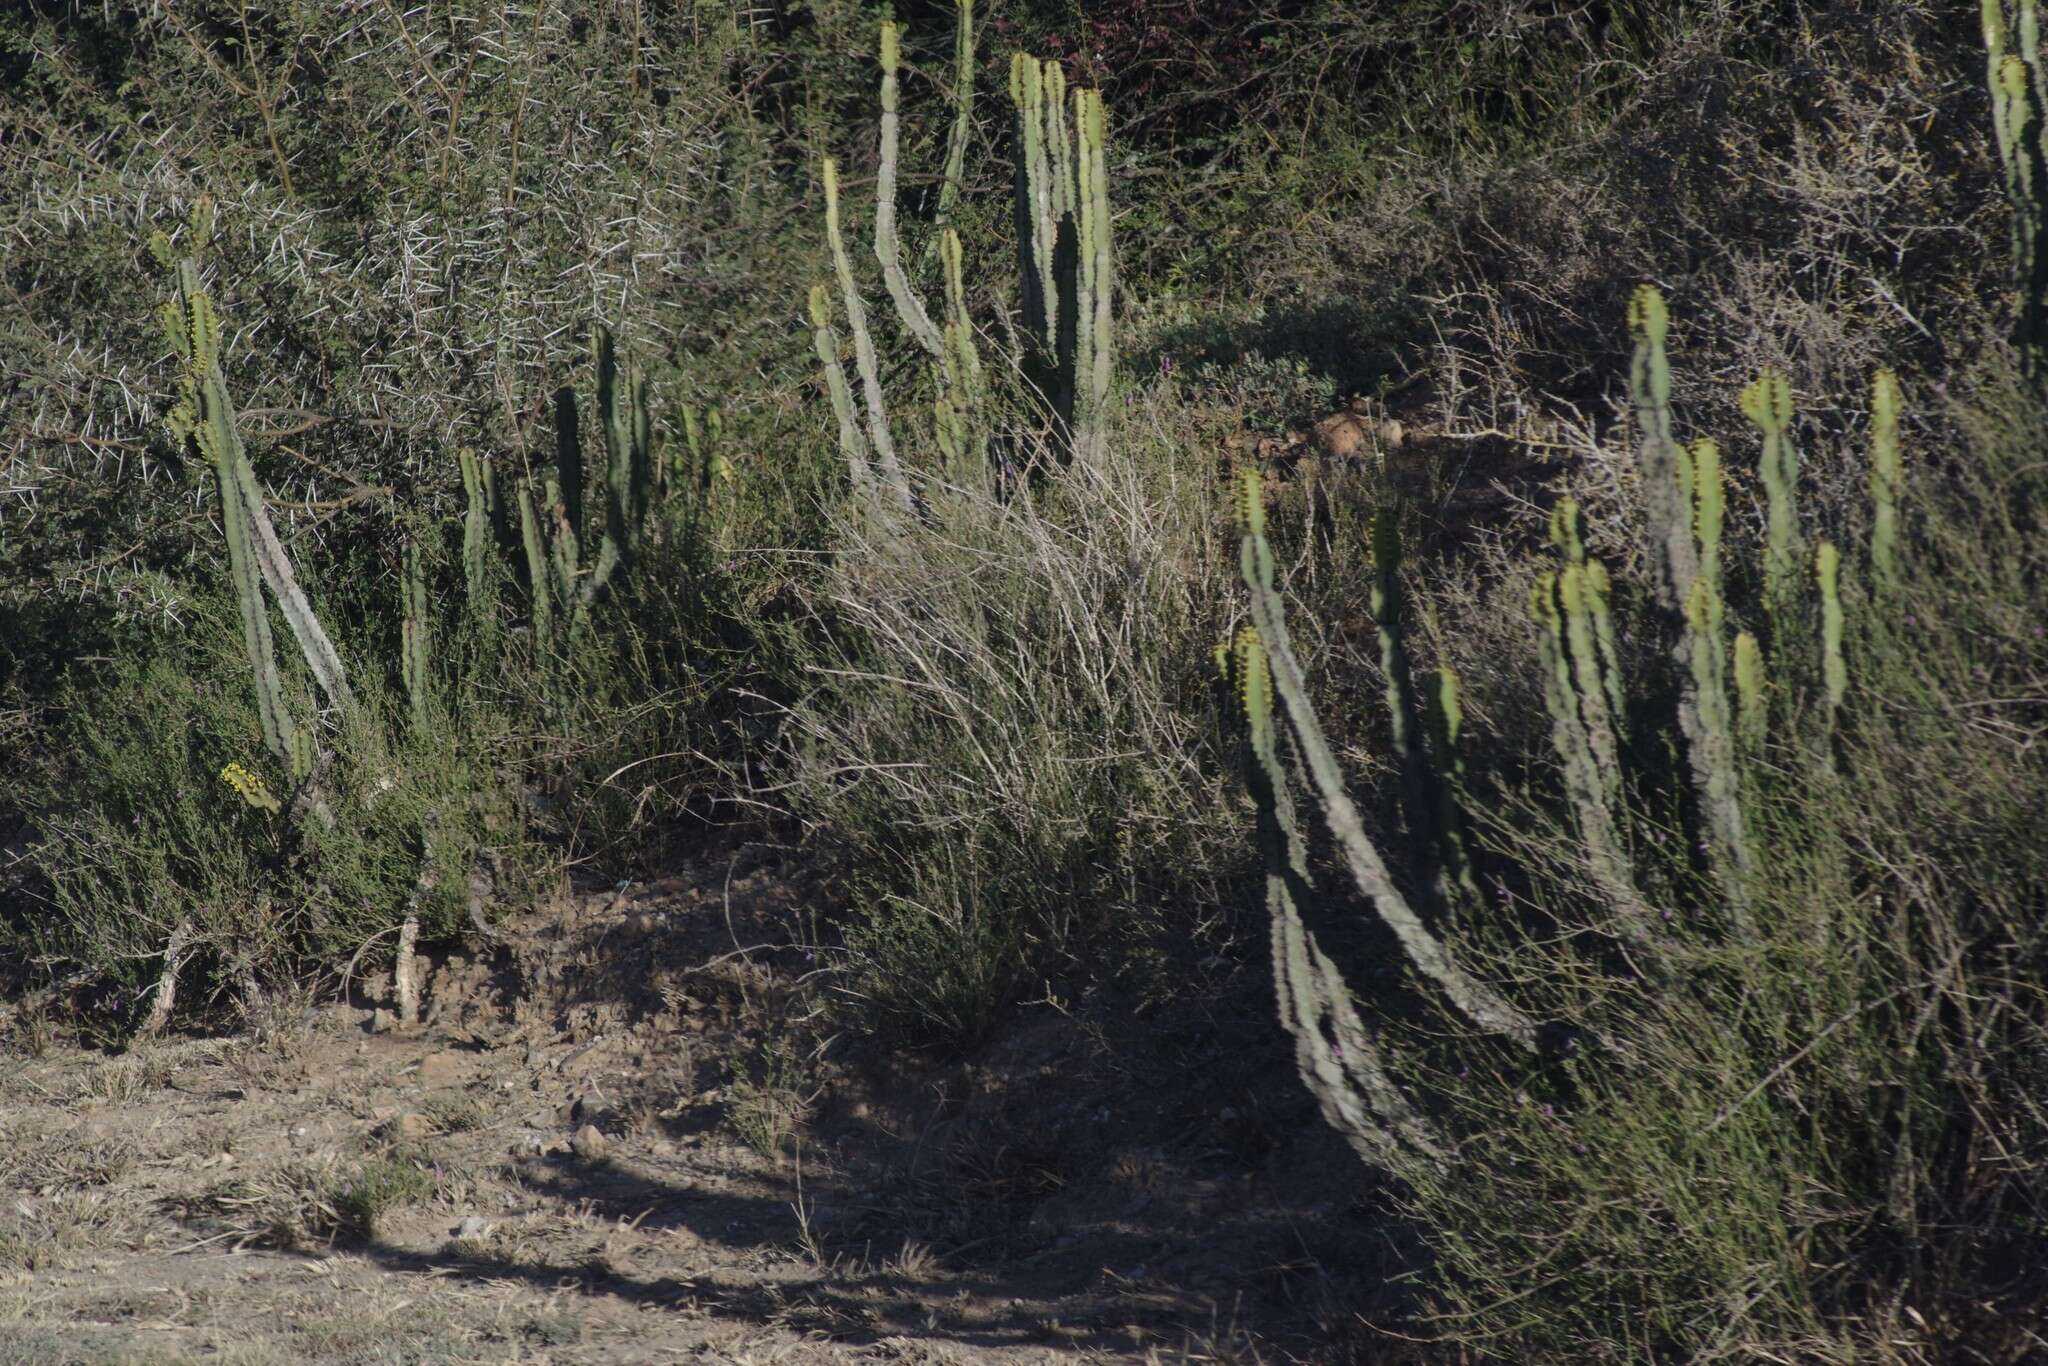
[1,831,1404,1363]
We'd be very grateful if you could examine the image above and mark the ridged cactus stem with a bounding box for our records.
[159,220,352,759]
[401,543,430,733]
[1817,540,1848,737]
[1692,439,1725,604]
[934,230,988,471]
[1074,88,1114,469]
[515,485,554,644]
[1869,368,1904,599]
[823,157,915,515]
[935,0,976,228]
[1686,576,1753,908]
[1009,54,1054,345]
[1424,666,1480,902]
[1742,369,1804,624]
[1239,471,1538,1050]
[1629,285,1697,616]
[459,447,489,605]
[172,257,352,715]
[808,284,874,495]
[1533,570,1650,938]
[552,385,584,554]
[1984,0,2048,376]
[1734,631,1767,748]
[1559,566,1624,807]
[587,324,646,607]
[1238,624,1446,1167]
[874,22,946,360]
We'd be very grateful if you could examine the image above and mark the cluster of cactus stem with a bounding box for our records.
[1234,468,1540,1073]
[808,0,1117,509]
[153,198,352,769]
[512,325,666,637]
[1233,283,1911,1169]
[1532,499,1646,930]
[1009,46,1115,466]
[1984,0,2048,377]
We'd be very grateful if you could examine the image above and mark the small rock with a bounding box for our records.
[649,1139,677,1159]
[570,1123,608,1160]
[417,1051,463,1090]
[381,1110,435,1142]
[369,1009,398,1034]
[454,1215,492,1241]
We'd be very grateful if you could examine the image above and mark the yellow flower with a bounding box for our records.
[220,762,281,815]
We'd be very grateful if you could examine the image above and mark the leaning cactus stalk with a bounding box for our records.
[1238,624,1446,1168]
[875,22,946,361]
[1239,470,1538,1049]
[823,157,916,514]
[155,202,351,761]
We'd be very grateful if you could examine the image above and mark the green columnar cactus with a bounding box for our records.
[934,229,988,470]
[1010,53,1054,345]
[1008,55,1115,466]
[1238,469,1538,1049]
[400,543,431,733]
[1237,623,1446,1168]
[1682,438,1750,893]
[875,22,946,361]
[510,326,671,636]
[1983,0,2048,376]
[458,447,490,607]
[1685,575,1751,900]
[1552,499,1629,728]
[1532,567,1647,933]
[1629,285,1697,616]
[1424,665,1480,901]
[1869,368,1904,599]
[552,385,584,563]
[157,205,353,758]
[1741,369,1803,622]
[1734,631,1766,748]
[1074,87,1115,468]
[935,0,977,230]
[1371,510,1424,800]
[289,727,316,786]
[1692,439,1725,605]
[515,485,554,644]
[809,283,875,496]
[1817,540,1848,733]
[587,325,651,600]
[823,157,916,514]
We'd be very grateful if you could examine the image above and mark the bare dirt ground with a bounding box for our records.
[0,830,1406,1364]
